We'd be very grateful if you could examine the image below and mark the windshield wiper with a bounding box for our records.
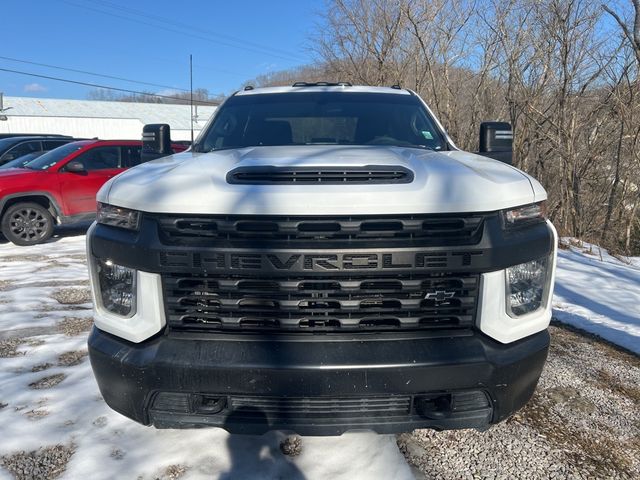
[208,146,247,152]
[409,145,437,151]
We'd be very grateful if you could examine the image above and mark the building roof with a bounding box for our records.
[2,96,217,130]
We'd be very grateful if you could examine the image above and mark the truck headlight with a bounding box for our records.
[97,202,141,231]
[502,202,546,229]
[96,259,137,317]
[505,256,551,317]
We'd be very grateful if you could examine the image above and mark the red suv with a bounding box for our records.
[0,140,186,245]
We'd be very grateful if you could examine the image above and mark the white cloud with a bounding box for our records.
[23,82,48,92]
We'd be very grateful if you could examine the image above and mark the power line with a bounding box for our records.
[0,67,221,106]
[92,0,307,62]
[58,0,307,63]
[0,55,190,92]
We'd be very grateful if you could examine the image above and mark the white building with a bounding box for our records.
[0,96,217,141]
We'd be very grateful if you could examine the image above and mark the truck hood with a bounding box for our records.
[102,145,546,215]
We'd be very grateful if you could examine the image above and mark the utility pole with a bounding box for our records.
[0,92,11,121]
[190,54,194,145]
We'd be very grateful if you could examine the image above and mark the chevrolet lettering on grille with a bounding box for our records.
[159,250,483,272]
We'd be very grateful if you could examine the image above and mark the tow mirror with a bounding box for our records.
[65,160,86,173]
[142,123,172,162]
[478,122,513,165]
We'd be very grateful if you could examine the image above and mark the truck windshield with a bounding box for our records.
[197,92,447,152]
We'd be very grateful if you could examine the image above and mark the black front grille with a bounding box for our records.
[163,272,479,333]
[229,395,412,417]
[156,213,486,247]
[226,166,413,184]
[151,392,413,418]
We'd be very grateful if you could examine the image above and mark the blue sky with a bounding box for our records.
[0,0,319,100]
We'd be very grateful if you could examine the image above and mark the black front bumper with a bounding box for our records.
[88,327,549,435]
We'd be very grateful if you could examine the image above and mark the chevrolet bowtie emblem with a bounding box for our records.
[425,290,455,301]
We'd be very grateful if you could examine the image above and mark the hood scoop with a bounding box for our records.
[226,165,414,185]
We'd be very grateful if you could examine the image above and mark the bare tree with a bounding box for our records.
[603,0,640,65]
[87,88,223,105]
[314,0,411,86]
[242,64,337,87]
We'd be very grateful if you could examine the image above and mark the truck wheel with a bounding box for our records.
[1,202,55,246]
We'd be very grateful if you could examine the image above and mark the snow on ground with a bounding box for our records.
[0,231,414,480]
[553,239,640,355]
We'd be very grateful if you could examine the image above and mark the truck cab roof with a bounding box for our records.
[235,84,412,96]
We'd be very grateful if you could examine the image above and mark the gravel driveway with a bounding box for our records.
[399,324,640,480]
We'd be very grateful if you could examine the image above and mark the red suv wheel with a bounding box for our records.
[1,202,54,246]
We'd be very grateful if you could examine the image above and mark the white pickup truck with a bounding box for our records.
[86,83,557,435]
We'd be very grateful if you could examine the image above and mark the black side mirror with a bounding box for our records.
[65,160,86,173]
[477,121,513,165]
[142,124,172,162]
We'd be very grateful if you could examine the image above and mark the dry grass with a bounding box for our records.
[29,374,67,390]
[57,350,87,367]
[0,254,50,263]
[25,409,50,420]
[50,288,91,305]
[518,392,635,478]
[0,338,26,358]
[31,363,52,373]
[595,369,640,403]
[56,317,93,336]
[0,444,75,480]
[159,465,189,480]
